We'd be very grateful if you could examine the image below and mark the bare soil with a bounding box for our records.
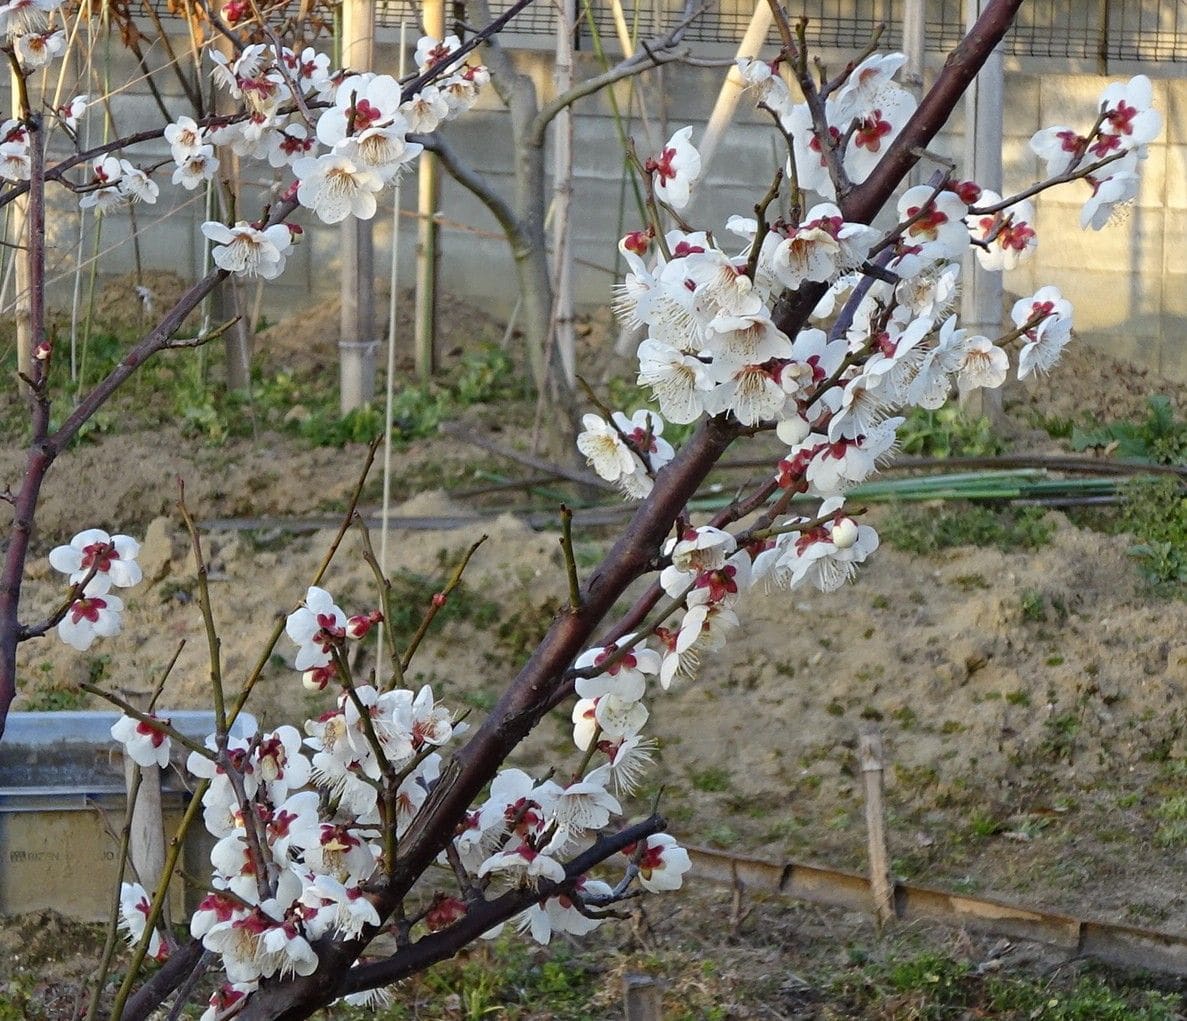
[4,296,1187,1017]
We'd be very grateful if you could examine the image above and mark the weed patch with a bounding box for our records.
[881,504,1054,554]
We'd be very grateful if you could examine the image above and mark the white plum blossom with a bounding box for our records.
[1080,152,1142,230]
[401,86,450,133]
[896,186,969,263]
[15,29,63,67]
[286,586,347,670]
[971,191,1037,271]
[1013,286,1074,378]
[414,33,463,73]
[770,204,878,289]
[648,126,701,211]
[576,413,637,485]
[1095,75,1162,154]
[636,339,714,424]
[633,834,691,892]
[520,877,614,944]
[117,161,158,205]
[478,844,567,888]
[111,713,172,768]
[58,592,123,650]
[202,221,293,280]
[119,882,169,962]
[173,147,220,190]
[735,56,790,114]
[165,115,205,163]
[0,0,61,39]
[0,140,30,180]
[774,499,880,592]
[294,153,383,223]
[49,528,142,590]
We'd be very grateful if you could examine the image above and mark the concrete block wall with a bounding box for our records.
[5,34,1187,380]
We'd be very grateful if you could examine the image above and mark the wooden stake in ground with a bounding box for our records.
[121,686,168,927]
[622,973,663,1021]
[859,724,896,929]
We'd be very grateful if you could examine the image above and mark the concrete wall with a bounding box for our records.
[8,32,1187,380]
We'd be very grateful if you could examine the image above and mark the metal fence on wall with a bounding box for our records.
[374,0,1187,64]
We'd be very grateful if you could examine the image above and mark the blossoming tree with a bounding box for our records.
[0,0,1163,1017]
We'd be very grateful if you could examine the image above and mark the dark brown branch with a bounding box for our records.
[340,814,665,996]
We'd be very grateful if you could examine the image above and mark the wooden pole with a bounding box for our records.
[121,687,168,926]
[415,0,445,382]
[902,0,927,187]
[339,0,377,413]
[960,0,1004,420]
[622,974,663,1021]
[698,2,773,177]
[859,725,895,929]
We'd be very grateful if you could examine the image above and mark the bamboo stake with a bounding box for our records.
[551,0,577,389]
[414,0,445,381]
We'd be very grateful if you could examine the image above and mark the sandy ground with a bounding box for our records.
[5,303,1187,960]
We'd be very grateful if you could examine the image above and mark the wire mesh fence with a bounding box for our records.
[372,0,1187,64]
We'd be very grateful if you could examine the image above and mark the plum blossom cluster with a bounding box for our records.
[102,580,689,1015]
[48,528,143,651]
[0,1,486,271]
[192,31,486,255]
[571,60,1159,746]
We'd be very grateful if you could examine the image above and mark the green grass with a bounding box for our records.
[1119,477,1187,592]
[1,323,520,450]
[880,504,1054,555]
[827,950,1181,1020]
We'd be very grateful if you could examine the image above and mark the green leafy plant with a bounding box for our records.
[1120,477,1187,591]
[880,504,1054,554]
[897,406,1005,458]
[1072,395,1187,465]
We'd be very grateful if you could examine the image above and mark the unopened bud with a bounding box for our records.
[302,666,332,692]
[425,896,467,931]
[950,179,982,205]
[345,610,383,640]
[621,229,650,256]
[431,592,447,608]
[33,340,51,361]
[223,0,247,23]
[831,517,859,550]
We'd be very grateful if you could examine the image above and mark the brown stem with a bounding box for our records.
[178,489,226,740]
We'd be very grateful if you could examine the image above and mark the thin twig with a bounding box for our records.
[559,505,582,610]
[401,537,488,671]
[177,484,226,743]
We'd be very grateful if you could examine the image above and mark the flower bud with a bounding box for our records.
[302,665,333,691]
[425,895,467,931]
[33,340,51,360]
[345,615,372,640]
[431,592,447,608]
[831,517,859,550]
[223,0,247,23]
